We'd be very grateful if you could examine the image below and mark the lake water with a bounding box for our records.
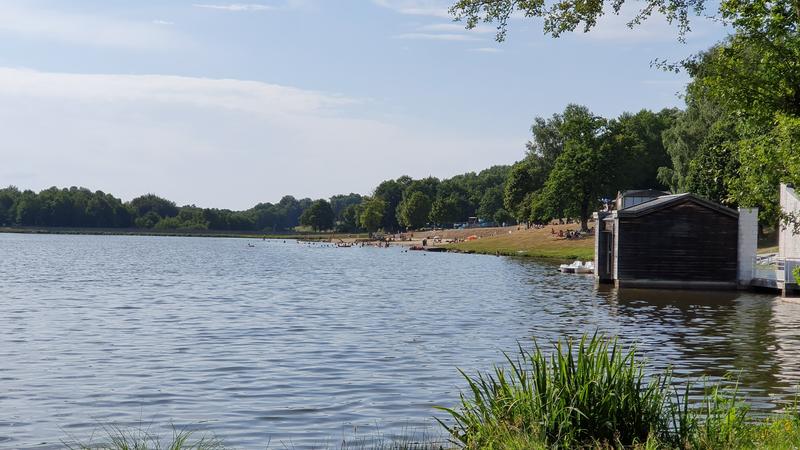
[2,233,800,449]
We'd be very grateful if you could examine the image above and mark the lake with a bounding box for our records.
[2,233,800,449]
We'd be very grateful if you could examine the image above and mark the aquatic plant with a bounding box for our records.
[436,333,671,449]
[63,424,224,450]
[434,333,800,449]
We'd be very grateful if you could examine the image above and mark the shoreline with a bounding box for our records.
[0,226,368,241]
[0,224,598,260]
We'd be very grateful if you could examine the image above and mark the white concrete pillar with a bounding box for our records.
[738,207,758,287]
[780,183,800,259]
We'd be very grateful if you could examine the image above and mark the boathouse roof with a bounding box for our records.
[617,189,669,198]
[616,193,738,218]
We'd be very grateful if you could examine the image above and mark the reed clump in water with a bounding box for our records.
[436,333,800,449]
[63,424,225,450]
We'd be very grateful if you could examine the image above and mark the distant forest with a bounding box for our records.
[0,165,511,233]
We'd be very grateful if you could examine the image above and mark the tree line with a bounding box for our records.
[0,166,512,233]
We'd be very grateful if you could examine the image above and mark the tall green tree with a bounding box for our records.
[449,0,800,230]
[477,187,504,222]
[373,179,404,232]
[605,108,678,191]
[337,203,363,232]
[0,186,20,226]
[129,194,179,219]
[658,98,723,193]
[504,157,547,222]
[527,113,566,171]
[299,199,334,232]
[329,193,363,220]
[359,197,386,232]
[683,118,740,205]
[535,105,610,231]
[677,25,800,224]
[402,177,440,202]
[430,195,469,225]
[397,191,432,230]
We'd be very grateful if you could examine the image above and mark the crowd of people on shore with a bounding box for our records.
[552,228,587,239]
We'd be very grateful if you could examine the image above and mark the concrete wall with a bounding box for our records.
[780,184,800,259]
[738,207,758,287]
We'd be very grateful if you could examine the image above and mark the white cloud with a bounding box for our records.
[394,32,481,41]
[372,0,451,18]
[0,68,519,209]
[192,3,274,12]
[469,47,502,53]
[152,19,174,26]
[0,68,356,117]
[0,2,186,50]
[417,23,494,34]
[393,22,492,42]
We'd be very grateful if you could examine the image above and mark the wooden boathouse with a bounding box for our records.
[594,192,758,290]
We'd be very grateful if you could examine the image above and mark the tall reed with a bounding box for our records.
[436,333,671,448]
[63,425,224,450]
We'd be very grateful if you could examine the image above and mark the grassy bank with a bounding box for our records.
[442,225,778,261]
[0,226,368,241]
[444,225,594,260]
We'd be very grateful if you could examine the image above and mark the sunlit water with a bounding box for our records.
[2,233,800,449]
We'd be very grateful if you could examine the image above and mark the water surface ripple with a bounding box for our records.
[1,234,799,448]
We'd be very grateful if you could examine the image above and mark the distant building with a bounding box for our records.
[595,192,757,290]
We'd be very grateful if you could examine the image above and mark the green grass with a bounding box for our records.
[446,238,594,260]
[443,226,594,260]
[437,333,800,449]
[758,245,779,255]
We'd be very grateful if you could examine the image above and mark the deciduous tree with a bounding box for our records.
[299,199,334,232]
[397,191,432,230]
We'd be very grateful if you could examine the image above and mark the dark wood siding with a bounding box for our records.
[616,202,738,282]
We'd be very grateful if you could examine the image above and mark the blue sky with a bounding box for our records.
[0,0,727,209]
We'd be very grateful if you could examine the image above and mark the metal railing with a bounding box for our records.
[753,256,800,283]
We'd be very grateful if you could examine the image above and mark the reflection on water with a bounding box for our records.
[1,234,800,449]
[594,285,800,411]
